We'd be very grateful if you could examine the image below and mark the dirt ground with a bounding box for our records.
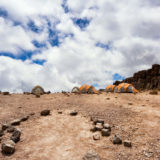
[0,91,160,160]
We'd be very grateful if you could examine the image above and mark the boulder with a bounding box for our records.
[124,140,132,147]
[40,110,50,116]
[10,129,21,143]
[93,133,100,140]
[83,150,101,160]
[70,111,78,116]
[103,123,111,131]
[20,116,29,122]
[1,140,16,155]
[10,119,21,126]
[112,134,122,144]
[101,129,111,136]
[2,124,9,131]
[95,123,103,131]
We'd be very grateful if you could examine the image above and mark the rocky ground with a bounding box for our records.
[0,91,160,160]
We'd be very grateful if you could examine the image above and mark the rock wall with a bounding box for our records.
[113,64,160,90]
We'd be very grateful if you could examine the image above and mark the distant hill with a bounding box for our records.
[114,64,160,90]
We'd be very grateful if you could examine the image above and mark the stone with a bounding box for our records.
[70,111,78,116]
[10,119,21,126]
[2,124,9,131]
[101,129,111,136]
[0,130,4,137]
[95,123,103,131]
[93,133,100,140]
[83,150,101,160]
[7,126,15,133]
[20,115,29,122]
[113,134,122,144]
[1,140,16,155]
[2,92,10,95]
[90,126,97,132]
[10,129,21,143]
[124,140,132,147]
[40,109,50,116]
[58,110,63,114]
[103,123,111,131]
[93,119,104,125]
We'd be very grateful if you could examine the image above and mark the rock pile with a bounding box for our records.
[90,117,132,147]
[114,64,160,90]
[0,115,30,155]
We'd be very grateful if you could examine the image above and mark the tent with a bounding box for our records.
[106,85,116,92]
[71,86,80,93]
[32,85,45,95]
[114,83,138,93]
[80,84,98,94]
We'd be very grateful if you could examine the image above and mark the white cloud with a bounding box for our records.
[0,0,160,92]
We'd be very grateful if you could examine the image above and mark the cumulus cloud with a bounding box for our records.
[0,0,160,92]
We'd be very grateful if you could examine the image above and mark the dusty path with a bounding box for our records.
[0,92,160,159]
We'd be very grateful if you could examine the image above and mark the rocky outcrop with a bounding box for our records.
[114,64,160,90]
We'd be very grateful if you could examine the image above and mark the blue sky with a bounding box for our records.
[0,0,160,92]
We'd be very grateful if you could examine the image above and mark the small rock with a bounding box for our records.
[10,129,21,143]
[124,140,132,147]
[2,124,9,131]
[58,110,63,114]
[0,130,4,137]
[10,119,21,126]
[113,134,122,144]
[90,126,97,132]
[7,126,15,133]
[93,133,100,140]
[103,123,111,131]
[40,109,50,116]
[83,150,101,160]
[101,129,111,136]
[70,111,78,116]
[20,116,29,122]
[1,140,16,155]
[95,123,103,131]
[93,119,104,125]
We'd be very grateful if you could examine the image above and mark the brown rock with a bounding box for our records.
[10,119,21,126]
[93,133,100,140]
[40,110,50,116]
[124,140,132,147]
[101,129,111,136]
[10,129,21,143]
[70,111,78,116]
[83,150,101,160]
[1,140,16,155]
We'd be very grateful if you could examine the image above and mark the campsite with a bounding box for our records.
[0,85,160,159]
